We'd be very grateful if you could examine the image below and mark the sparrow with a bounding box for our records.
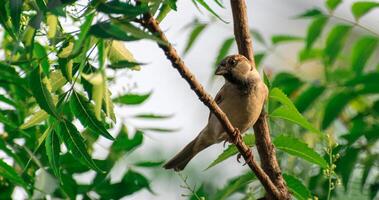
[164,54,268,171]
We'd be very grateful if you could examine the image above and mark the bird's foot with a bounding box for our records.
[236,148,253,166]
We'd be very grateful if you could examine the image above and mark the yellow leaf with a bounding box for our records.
[108,41,141,70]
[58,42,74,58]
[20,110,48,129]
[82,72,104,120]
[50,70,68,92]
[47,14,58,39]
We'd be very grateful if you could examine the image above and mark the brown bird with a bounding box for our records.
[163,54,268,171]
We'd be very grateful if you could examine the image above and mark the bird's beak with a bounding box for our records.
[215,65,228,75]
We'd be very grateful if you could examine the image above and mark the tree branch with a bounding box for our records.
[230,0,290,199]
[139,12,282,200]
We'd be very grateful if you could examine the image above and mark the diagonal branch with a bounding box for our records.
[138,12,282,200]
[230,0,291,199]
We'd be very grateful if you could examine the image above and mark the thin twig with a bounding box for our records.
[138,12,282,200]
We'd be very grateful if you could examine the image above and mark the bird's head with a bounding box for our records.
[215,55,256,83]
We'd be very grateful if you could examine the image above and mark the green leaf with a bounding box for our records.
[33,43,50,75]
[336,147,360,189]
[10,0,22,32]
[57,120,103,172]
[206,134,255,169]
[140,127,178,133]
[215,172,256,200]
[295,8,323,18]
[46,130,61,179]
[184,23,207,54]
[271,35,302,45]
[269,88,298,111]
[299,48,323,62]
[193,0,227,23]
[324,24,352,65]
[326,0,342,11]
[97,1,148,18]
[322,90,356,129]
[283,174,312,200]
[111,127,143,155]
[306,15,328,49]
[270,106,321,135]
[271,73,303,96]
[133,113,173,119]
[120,22,166,44]
[0,159,27,188]
[294,85,325,113]
[134,160,164,168]
[214,37,234,67]
[250,29,266,45]
[113,92,151,105]
[361,155,375,189]
[29,65,59,118]
[345,72,379,87]
[95,170,151,198]
[352,1,379,20]
[273,135,328,168]
[70,92,114,140]
[108,60,143,70]
[351,36,378,75]
[254,52,265,67]
[71,13,95,57]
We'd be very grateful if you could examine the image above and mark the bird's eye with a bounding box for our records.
[229,59,236,65]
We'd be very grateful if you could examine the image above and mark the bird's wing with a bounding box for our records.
[208,85,226,120]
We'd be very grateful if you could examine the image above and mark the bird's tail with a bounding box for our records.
[164,131,211,171]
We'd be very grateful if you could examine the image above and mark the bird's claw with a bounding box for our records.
[236,148,253,166]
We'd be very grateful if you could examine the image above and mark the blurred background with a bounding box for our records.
[103,0,379,199]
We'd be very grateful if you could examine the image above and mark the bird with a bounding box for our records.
[163,54,268,171]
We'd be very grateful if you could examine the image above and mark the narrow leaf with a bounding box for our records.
[29,65,59,118]
[71,13,95,57]
[194,0,227,23]
[134,161,164,168]
[70,92,114,140]
[10,0,22,32]
[322,90,356,129]
[46,130,61,179]
[294,85,325,113]
[184,23,207,54]
[20,109,48,129]
[215,172,256,200]
[0,159,27,188]
[57,120,103,172]
[113,92,151,105]
[336,147,360,189]
[274,135,328,168]
[214,37,234,68]
[306,16,328,49]
[271,35,302,45]
[271,106,321,134]
[295,9,323,18]
[283,174,312,200]
[97,1,149,18]
[326,0,342,11]
[133,113,173,119]
[324,24,352,65]
[206,134,255,169]
[351,36,378,75]
[352,1,379,20]
[89,22,137,41]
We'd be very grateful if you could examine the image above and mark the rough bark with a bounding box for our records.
[230,0,291,199]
